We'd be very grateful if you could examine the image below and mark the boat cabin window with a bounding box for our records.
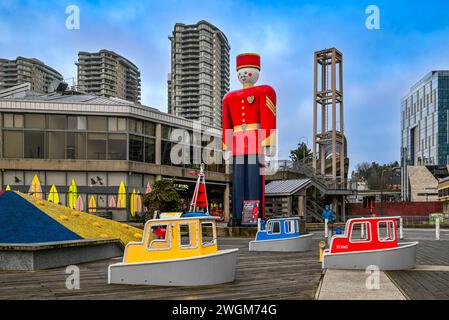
[179,223,196,248]
[147,224,170,250]
[267,221,281,234]
[285,220,297,234]
[201,222,216,247]
[349,222,371,243]
[378,221,395,242]
[179,224,191,247]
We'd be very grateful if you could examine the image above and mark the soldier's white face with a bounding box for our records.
[238,67,260,86]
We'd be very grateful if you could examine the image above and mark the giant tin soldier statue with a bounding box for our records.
[222,53,277,226]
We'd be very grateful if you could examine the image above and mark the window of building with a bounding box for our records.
[67,132,86,159]
[68,116,87,130]
[24,131,45,158]
[144,137,156,163]
[3,131,23,158]
[3,114,13,128]
[129,118,144,134]
[129,118,136,132]
[47,115,66,130]
[87,133,107,160]
[161,140,172,165]
[3,114,23,128]
[47,132,65,159]
[108,117,118,131]
[108,134,127,160]
[24,114,45,129]
[129,134,144,162]
[136,120,143,134]
[117,118,126,131]
[107,117,126,131]
[161,126,172,139]
[88,116,107,131]
[145,122,156,136]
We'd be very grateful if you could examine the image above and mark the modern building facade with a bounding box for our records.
[0,87,229,221]
[77,50,141,104]
[0,57,63,94]
[438,176,449,213]
[401,71,449,200]
[168,20,230,127]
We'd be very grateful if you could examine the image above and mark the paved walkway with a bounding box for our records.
[317,236,449,300]
[317,269,406,300]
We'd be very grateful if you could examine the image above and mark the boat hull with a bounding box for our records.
[322,242,418,270]
[108,248,238,286]
[249,234,313,252]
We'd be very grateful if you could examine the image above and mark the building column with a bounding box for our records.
[155,123,162,165]
[287,196,292,217]
[341,195,346,222]
[224,182,230,222]
[298,195,305,218]
[332,197,339,221]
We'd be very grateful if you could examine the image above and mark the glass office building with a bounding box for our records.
[401,71,449,200]
[0,89,229,221]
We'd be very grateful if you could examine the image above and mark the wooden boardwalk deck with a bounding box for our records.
[387,240,449,300]
[0,238,323,300]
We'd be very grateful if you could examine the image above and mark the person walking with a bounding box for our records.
[322,205,336,237]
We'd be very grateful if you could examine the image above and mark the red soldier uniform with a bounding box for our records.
[222,53,277,225]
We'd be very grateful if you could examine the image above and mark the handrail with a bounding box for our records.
[276,159,354,192]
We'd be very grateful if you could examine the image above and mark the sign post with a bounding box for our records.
[436,217,440,241]
[324,218,329,238]
[241,200,260,226]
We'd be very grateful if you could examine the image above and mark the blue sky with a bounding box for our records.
[1,0,449,172]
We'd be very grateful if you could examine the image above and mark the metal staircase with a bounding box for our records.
[278,158,349,192]
[306,198,325,222]
[276,158,354,222]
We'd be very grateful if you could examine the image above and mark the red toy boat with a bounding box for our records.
[323,216,418,270]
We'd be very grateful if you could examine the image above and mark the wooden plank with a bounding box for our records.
[0,238,322,300]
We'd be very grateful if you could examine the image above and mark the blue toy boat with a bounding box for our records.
[249,217,313,252]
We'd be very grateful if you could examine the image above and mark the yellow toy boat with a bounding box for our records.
[108,213,238,286]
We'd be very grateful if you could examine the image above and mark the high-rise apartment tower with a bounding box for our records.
[0,57,63,94]
[168,20,230,127]
[77,49,141,104]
